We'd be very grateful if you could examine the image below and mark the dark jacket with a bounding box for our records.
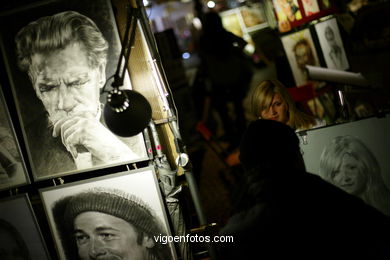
[219,169,390,260]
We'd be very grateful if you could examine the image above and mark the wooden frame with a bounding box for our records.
[0,0,148,181]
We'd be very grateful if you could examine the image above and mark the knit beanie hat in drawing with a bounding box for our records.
[63,187,165,237]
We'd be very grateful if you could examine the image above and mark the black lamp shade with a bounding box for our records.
[104,89,152,137]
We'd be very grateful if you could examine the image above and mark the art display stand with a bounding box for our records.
[0,0,217,259]
[116,1,218,258]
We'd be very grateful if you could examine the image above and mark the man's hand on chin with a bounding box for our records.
[52,112,137,165]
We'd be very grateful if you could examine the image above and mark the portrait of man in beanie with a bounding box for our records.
[40,168,176,260]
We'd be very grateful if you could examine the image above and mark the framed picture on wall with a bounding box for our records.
[239,3,268,33]
[272,0,303,32]
[301,0,320,17]
[315,17,349,70]
[0,86,29,191]
[0,0,148,181]
[281,28,321,86]
[272,0,337,32]
[40,166,177,260]
[220,9,245,38]
[298,115,390,216]
[0,193,51,259]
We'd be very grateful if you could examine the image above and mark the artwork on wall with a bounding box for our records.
[281,28,320,86]
[0,194,50,259]
[271,0,336,32]
[239,3,268,33]
[221,3,269,37]
[272,0,302,32]
[0,0,148,181]
[319,0,332,9]
[301,0,320,16]
[0,86,29,191]
[299,115,390,216]
[40,167,177,260]
[220,10,245,38]
[315,17,349,70]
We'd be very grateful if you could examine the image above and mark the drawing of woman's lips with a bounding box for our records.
[341,183,354,188]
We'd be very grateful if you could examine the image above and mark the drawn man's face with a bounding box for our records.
[294,42,314,70]
[74,211,154,260]
[29,42,106,125]
[330,153,366,195]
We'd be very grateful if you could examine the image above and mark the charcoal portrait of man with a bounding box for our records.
[0,0,147,180]
[51,188,173,260]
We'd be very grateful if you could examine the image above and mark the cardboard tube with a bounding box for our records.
[306,65,369,87]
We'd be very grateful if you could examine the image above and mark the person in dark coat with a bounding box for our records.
[198,11,253,148]
[218,119,390,260]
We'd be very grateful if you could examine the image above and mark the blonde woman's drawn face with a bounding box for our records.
[325,26,335,41]
[331,153,367,195]
[260,93,289,124]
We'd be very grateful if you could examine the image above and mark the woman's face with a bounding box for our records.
[325,26,335,41]
[260,93,289,124]
[330,153,367,195]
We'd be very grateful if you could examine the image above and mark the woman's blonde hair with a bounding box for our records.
[249,80,315,130]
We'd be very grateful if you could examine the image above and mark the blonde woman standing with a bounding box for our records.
[249,79,324,131]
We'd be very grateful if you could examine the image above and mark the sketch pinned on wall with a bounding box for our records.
[0,0,148,181]
[315,17,349,70]
[281,28,320,86]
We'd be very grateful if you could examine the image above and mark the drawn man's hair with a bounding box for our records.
[52,187,172,260]
[15,11,108,72]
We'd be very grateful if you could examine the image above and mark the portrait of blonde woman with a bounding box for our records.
[319,135,390,216]
[249,80,325,131]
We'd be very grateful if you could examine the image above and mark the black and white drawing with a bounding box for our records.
[40,167,177,260]
[0,194,50,260]
[0,86,29,191]
[0,0,147,181]
[315,17,349,70]
[299,115,390,216]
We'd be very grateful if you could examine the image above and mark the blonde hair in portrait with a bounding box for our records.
[249,79,315,130]
[319,135,390,216]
